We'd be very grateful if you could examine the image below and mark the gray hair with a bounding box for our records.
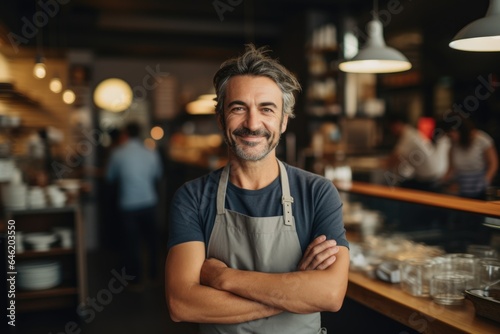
[213,44,301,118]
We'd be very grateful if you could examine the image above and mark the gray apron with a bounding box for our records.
[201,161,324,334]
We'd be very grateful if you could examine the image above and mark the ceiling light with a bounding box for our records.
[62,89,76,104]
[49,76,63,93]
[93,78,133,112]
[186,94,216,115]
[449,0,500,51]
[33,55,46,79]
[339,2,411,73]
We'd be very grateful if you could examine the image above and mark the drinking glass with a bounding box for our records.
[400,257,434,297]
[430,274,467,305]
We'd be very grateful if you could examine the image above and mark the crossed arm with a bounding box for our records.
[165,235,349,324]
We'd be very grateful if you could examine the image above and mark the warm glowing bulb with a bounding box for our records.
[33,62,46,79]
[49,77,63,93]
[150,126,164,140]
[62,89,76,104]
[93,78,133,112]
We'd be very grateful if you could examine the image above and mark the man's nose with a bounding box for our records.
[244,108,261,130]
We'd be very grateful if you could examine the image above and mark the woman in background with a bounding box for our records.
[444,116,498,199]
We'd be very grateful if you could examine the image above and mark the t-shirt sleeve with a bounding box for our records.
[311,180,349,249]
[167,184,205,250]
[479,131,494,149]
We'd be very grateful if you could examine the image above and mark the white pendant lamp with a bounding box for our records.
[339,1,412,73]
[449,0,500,52]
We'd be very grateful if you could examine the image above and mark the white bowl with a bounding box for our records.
[56,179,81,194]
[24,232,58,251]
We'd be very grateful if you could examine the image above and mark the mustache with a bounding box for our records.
[232,127,271,138]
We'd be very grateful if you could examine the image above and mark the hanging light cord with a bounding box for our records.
[35,0,44,58]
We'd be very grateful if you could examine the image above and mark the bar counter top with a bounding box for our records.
[347,270,500,334]
[336,181,500,218]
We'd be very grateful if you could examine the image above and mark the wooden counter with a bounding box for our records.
[347,271,500,334]
[337,181,500,218]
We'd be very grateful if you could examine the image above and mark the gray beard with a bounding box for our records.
[228,134,281,161]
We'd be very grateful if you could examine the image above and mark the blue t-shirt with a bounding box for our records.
[106,139,162,210]
[167,163,348,253]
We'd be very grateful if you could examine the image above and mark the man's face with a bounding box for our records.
[219,75,288,161]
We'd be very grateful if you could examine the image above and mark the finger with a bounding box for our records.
[305,236,337,258]
[298,236,325,270]
[302,246,339,270]
[303,235,327,255]
[299,241,338,271]
[299,239,336,270]
[316,255,337,270]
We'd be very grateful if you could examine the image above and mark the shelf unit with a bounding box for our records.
[5,205,87,313]
[305,45,342,118]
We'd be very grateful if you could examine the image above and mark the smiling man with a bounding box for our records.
[165,44,349,334]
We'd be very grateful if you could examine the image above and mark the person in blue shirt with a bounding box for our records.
[106,121,163,285]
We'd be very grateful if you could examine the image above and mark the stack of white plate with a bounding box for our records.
[17,260,62,290]
[27,186,47,208]
[1,183,27,209]
[24,232,58,251]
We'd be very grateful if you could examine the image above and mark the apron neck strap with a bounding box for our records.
[279,160,294,226]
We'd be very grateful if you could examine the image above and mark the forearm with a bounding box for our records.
[167,282,281,324]
[211,247,349,314]
[166,242,281,324]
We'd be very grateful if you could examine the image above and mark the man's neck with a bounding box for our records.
[228,156,280,190]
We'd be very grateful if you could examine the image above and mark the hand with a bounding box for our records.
[200,257,228,290]
[298,235,339,271]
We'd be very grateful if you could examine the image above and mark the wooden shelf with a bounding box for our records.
[17,286,78,300]
[337,181,500,218]
[17,248,75,259]
[6,205,79,216]
[348,270,500,333]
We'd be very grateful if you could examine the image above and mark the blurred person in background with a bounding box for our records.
[443,114,498,199]
[106,121,163,286]
[386,113,451,193]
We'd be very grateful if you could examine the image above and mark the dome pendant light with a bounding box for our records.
[449,0,500,52]
[339,1,412,73]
